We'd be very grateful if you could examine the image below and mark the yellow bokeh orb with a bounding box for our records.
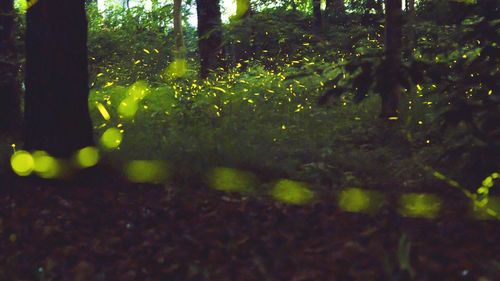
[100,128,123,149]
[75,146,100,168]
[32,151,61,179]
[10,150,35,176]
[272,179,314,205]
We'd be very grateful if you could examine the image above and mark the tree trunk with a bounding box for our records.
[24,0,94,157]
[236,0,251,19]
[173,0,186,60]
[312,0,322,29]
[0,0,21,135]
[196,0,224,78]
[407,0,416,48]
[122,0,130,9]
[381,0,403,118]
[325,0,345,19]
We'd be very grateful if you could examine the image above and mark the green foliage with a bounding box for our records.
[225,8,314,66]
[412,1,500,184]
[87,3,197,86]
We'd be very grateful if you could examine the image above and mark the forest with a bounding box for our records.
[0,0,499,280]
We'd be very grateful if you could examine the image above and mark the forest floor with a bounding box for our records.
[0,172,499,281]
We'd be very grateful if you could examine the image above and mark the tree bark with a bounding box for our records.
[173,0,186,60]
[312,0,322,29]
[325,0,345,19]
[407,0,416,49]
[24,0,94,157]
[236,0,251,19]
[381,0,403,118]
[196,0,224,78]
[0,0,21,134]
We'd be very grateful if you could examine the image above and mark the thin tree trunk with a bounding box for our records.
[196,0,224,78]
[312,0,322,29]
[173,0,186,60]
[122,0,130,9]
[381,0,403,118]
[0,0,21,134]
[24,0,94,157]
[407,0,416,49]
[236,0,251,19]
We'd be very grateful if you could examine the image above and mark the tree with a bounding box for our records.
[325,0,345,19]
[406,0,416,49]
[173,0,186,60]
[0,0,21,135]
[380,0,403,118]
[236,0,251,19]
[122,0,130,9]
[312,0,322,29]
[24,0,94,157]
[196,0,224,78]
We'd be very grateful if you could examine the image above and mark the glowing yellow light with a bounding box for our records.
[338,188,373,213]
[399,193,441,218]
[100,128,123,149]
[118,97,138,119]
[272,179,314,205]
[75,147,100,168]
[32,151,61,179]
[128,80,149,100]
[211,86,226,93]
[10,151,34,176]
[165,59,187,78]
[96,102,110,121]
[208,167,257,194]
[125,160,170,183]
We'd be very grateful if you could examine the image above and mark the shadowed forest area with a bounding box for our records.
[0,0,499,280]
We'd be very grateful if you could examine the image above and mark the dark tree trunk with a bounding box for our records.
[196,0,224,78]
[24,0,94,157]
[381,0,403,118]
[325,0,345,19]
[312,0,322,29]
[0,0,21,134]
